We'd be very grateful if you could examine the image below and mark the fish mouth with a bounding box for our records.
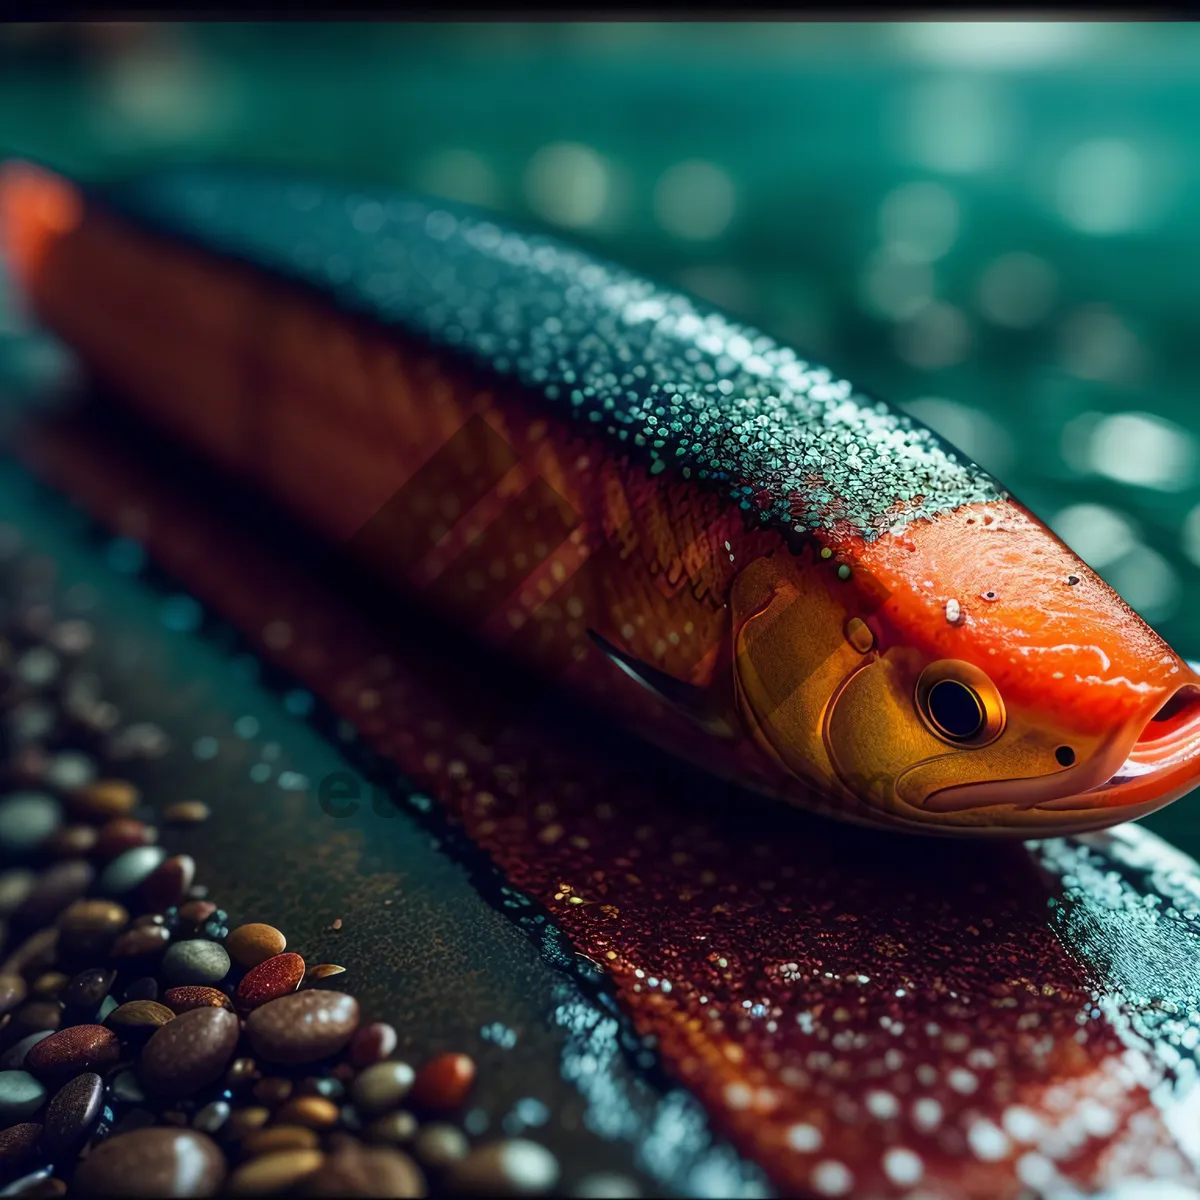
[1036,683,1200,815]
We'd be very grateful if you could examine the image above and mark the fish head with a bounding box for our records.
[823,499,1200,834]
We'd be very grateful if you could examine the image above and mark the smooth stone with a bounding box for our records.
[0,1071,47,1123]
[141,856,196,913]
[71,1127,227,1197]
[109,1070,146,1104]
[24,1025,121,1082]
[363,1111,419,1147]
[0,870,36,916]
[409,1053,475,1112]
[350,1062,415,1117]
[224,924,286,971]
[98,846,167,897]
[446,1140,561,1196]
[0,1032,54,1070]
[227,1148,323,1194]
[15,860,95,926]
[0,974,28,1016]
[192,1100,230,1135]
[304,1145,426,1197]
[62,968,116,1019]
[42,1071,103,1155]
[56,899,128,958]
[122,977,158,1004]
[0,1122,43,1172]
[139,1007,239,1098]
[240,1125,319,1157]
[412,1123,469,1169]
[161,941,231,988]
[347,1022,397,1068]
[105,999,175,1040]
[244,991,359,1065]
[0,793,62,853]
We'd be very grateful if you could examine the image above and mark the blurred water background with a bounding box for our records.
[2,19,1200,844]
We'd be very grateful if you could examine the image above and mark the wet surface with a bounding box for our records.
[10,401,1200,1197]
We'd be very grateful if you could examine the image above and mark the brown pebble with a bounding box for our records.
[303,964,345,984]
[363,1111,418,1146]
[236,954,305,1011]
[445,1140,561,1196]
[108,924,171,960]
[273,1095,339,1129]
[241,1125,319,1158]
[304,1145,426,1197]
[177,900,218,928]
[1,928,58,977]
[224,1107,271,1140]
[0,1121,42,1171]
[163,986,234,1014]
[252,1077,293,1107]
[30,972,68,999]
[93,818,157,862]
[17,860,95,925]
[163,801,210,825]
[56,899,127,957]
[105,1000,175,1040]
[72,1127,227,1197]
[0,974,27,1015]
[228,1148,324,1195]
[42,1070,103,1154]
[8,999,63,1042]
[225,925,287,971]
[141,855,196,913]
[62,967,115,1016]
[330,919,343,931]
[350,1061,415,1117]
[44,824,98,859]
[25,1025,120,1082]
[139,1007,239,1098]
[413,1122,469,1169]
[70,779,138,821]
[409,1053,475,1112]
[225,1057,260,1088]
[348,1022,396,1068]
[245,991,359,1065]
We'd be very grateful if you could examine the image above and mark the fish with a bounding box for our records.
[3,158,1199,837]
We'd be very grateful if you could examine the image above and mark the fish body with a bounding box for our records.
[3,161,1199,836]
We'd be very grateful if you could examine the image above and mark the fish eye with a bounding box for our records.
[926,680,985,741]
[914,660,1006,748]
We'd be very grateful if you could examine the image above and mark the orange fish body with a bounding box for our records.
[3,161,1198,836]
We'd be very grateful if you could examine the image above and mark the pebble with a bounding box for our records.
[410,1053,476,1112]
[44,824,98,858]
[25,1025,121,1082]
[176,901,218,928]
[139,1007,239,1098]
[0,870,36,915]
[240,1126,319,1157]
[245,991,359,1065]
[0,792,62,852]
[99,846,168,897]
[413,1122,469,1169]
[351,1061,416,1116]
[56,899,128,957]
[303,964,345,983]
[8,999,63,1042]
[0,1032,54,1070]
[223,1107,270,1141]
[163,986,233,1014]
[0,1070,47,1123]
[17,860,95,926]
[142,855,195,912]
[236,953,304,1011]
[71,1127,227,1197]
[62,968,116,1018]
[42,1071,103,1155]
[252,1077,292,1106]
[108,925,171,961]
[364,1111,418,1146]
[0,1122,43,1174]
[192,1099,230,1135]
[105,999,176,1040]
[0,973,27,1015]
[446,1140,561,1196]
[273,1095,339,1128]
[109,1070,146,1104]
[31,972,69,997]
[69,779,138,821]
[162,801,210,825]
[305,1145,426,1198]
[227,1148,325,1195]
[225,924,286,971]
[2,927,58,977]
[161,941,231,987]
[122,977,158,1003]
[348,1022,397,1067]
[93,818,157,862]
[572,1173,642,1198]
[45,751,97,790]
